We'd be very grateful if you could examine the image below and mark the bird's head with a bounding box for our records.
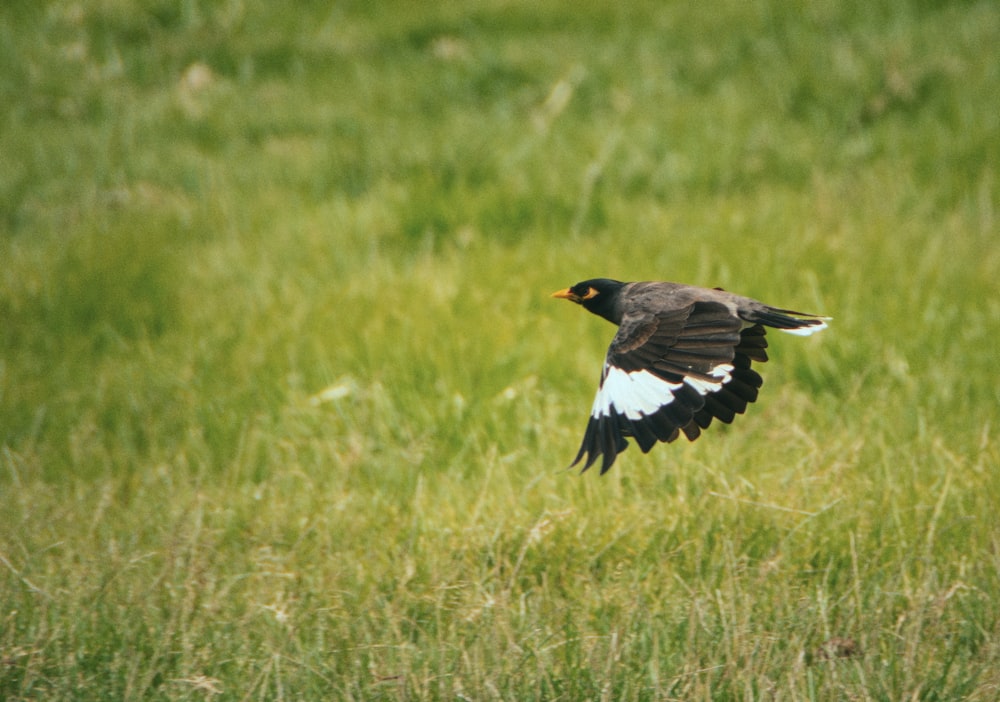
[551,278,626,323]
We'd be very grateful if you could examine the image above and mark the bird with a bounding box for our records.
[552,278,828,474]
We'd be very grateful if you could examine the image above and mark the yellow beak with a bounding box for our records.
[551,288,578,300]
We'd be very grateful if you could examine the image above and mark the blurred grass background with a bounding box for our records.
[2,0,999,699]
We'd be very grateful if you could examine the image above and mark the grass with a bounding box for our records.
[2,0,999,699]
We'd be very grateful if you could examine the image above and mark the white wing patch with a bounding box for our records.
[591,367,681,420]
[682,363,735,395]
[591,363,734,421]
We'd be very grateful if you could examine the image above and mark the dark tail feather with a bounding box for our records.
[754,307,830,336]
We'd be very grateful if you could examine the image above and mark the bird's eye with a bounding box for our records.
[573,284,594,298]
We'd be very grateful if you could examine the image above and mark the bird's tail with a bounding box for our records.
[754,307,830,336]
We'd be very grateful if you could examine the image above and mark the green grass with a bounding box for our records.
[2,0,1000,699]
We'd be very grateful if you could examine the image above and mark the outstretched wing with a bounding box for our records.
[570,301,767,474]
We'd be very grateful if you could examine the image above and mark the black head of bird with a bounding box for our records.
[550,278,627,324]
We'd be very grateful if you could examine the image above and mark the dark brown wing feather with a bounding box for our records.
[572,302,772,473]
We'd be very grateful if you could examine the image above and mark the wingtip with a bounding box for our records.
[568,434,628,474]
[568,448,590,473]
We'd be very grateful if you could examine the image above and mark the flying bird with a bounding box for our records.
[552,279,828,474]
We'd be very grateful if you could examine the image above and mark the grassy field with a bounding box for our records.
[2,0,999,699]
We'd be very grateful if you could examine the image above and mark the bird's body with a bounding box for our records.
[552,278,828,474]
